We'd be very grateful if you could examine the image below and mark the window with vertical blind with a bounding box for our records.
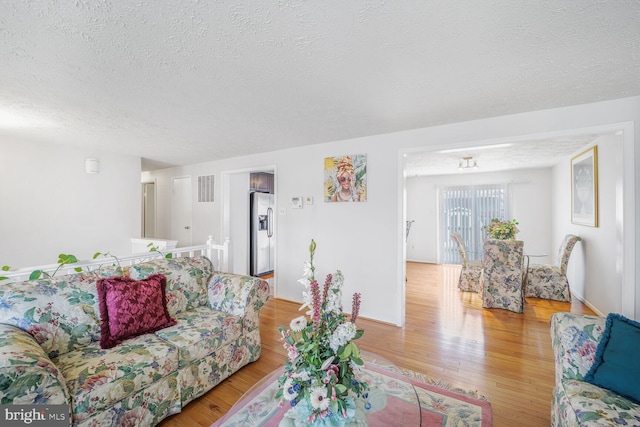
[440,184,509,264]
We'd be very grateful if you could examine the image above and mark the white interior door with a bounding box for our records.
[142,182,156,238]
[172,176,192,247]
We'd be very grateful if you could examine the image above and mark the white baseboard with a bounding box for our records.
[570,287,604,317]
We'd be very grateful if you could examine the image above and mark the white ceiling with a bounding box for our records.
[1,1,639,172]
[404,134,602,176]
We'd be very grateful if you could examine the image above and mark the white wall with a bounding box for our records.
[145,140,400,324]
[229,173,250,275]
[144,96,638,324]
[0,139,141,267]
[552,134,624,316]
[141,162,220,245]
[406,168,553,264]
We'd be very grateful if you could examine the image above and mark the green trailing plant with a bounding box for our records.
[30,253,81,280]
[1,265,10,281]
[147,242,173,259]
[93,251,121,267]
[92,251,123,276]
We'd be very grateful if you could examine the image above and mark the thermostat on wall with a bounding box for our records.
[290,196,303,209]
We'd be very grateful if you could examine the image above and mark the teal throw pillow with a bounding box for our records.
[584,313,640,403]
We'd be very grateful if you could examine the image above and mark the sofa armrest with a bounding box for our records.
[0,324,70,405]
[207,273,269,332]
[550,312,605,384]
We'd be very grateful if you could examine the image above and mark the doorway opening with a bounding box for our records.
[142,181,156,238]
[402,124,634,321]
[221,166,277,296]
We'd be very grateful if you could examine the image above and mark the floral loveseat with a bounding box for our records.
[0,256,269,426]
[550,312,640,426]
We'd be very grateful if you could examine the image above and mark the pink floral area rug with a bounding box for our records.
[211,358,492,427]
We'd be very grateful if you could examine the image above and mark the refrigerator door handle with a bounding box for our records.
[267,207,274,238]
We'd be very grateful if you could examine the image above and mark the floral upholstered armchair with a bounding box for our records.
[480,239,525,313]
[451,233,482,292]
[525,234,581,302]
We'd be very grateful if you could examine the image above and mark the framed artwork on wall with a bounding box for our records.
[324,154,367,202]
[571,145,598,227]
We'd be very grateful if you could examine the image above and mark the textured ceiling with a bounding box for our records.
[404,135,600,176]
[1,1,639,171]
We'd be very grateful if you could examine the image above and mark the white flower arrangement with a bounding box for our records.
[276,240,369,424]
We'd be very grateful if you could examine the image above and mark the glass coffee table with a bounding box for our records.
[212,352,422,426]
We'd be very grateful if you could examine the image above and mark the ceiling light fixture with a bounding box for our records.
[458,156,478,170]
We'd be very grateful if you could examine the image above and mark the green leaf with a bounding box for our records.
[93,252,103,259]
[29,270,42,280]
[1,265,10,271]
[74,267,82,272]
[0,276,8,281]
[58,254,78,265]
[354,329,364,340]
[165,253,173,259]
[329,399,339,414]
[351,343,360,359]
[340,343,353,359]
[334,384,347,394]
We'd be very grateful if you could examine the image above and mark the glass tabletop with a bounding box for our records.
[212,351,422,426]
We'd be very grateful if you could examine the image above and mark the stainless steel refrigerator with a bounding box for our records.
[250,192,274,276]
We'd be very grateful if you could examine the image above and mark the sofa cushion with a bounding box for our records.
[0,272,102,358]
[584,313,640,403]
[76,372,181,427]
[154,306,243,368]
[97,274,176,349]
[129,257,213,316]
[52,334,179,423]
[560,379,640,426]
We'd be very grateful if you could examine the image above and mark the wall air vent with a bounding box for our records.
[197,175,214,202]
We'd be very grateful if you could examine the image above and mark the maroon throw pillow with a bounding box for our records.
[97,274,176,349]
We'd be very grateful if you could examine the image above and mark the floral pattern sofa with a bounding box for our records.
[0,256,269,426]
[550,312,640,426]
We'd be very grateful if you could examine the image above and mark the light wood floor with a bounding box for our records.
[159,262,596,427]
